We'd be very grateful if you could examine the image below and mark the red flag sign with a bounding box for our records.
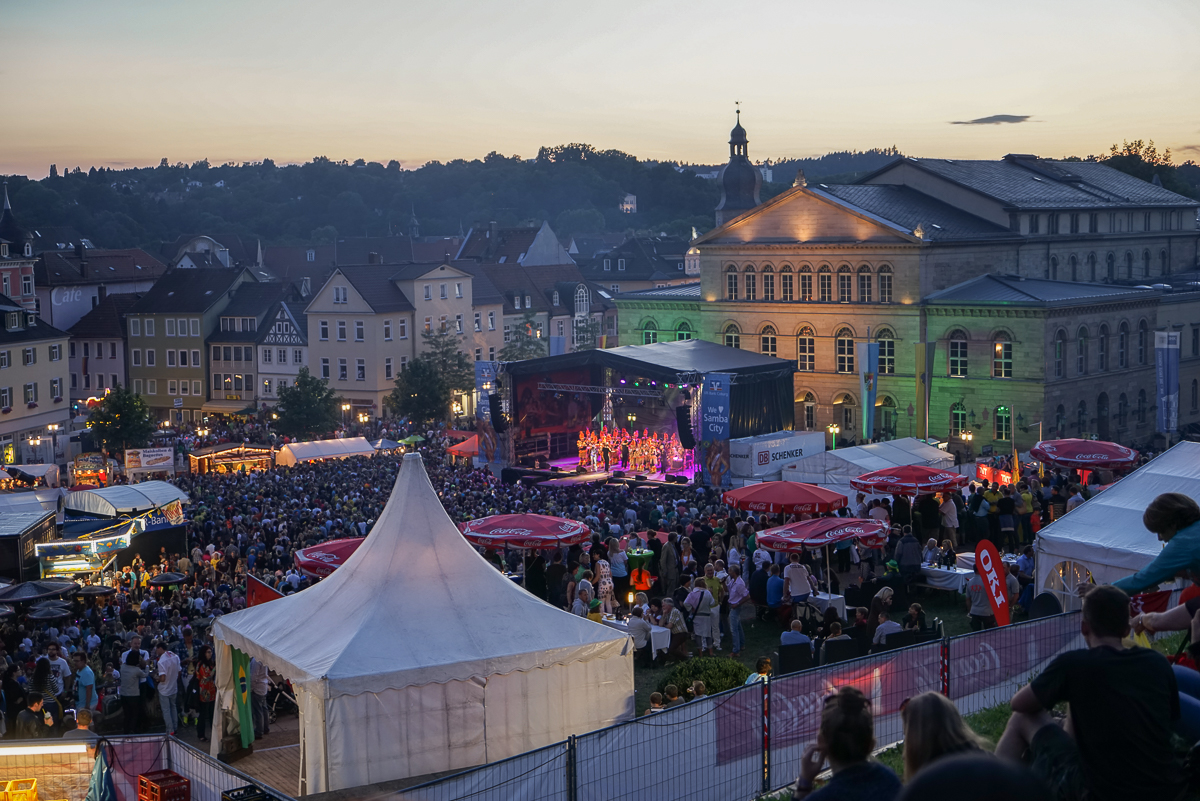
[246,574,284,607]
[974,540,1010,627]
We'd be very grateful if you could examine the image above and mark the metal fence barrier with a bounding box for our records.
[399,612,1083,801]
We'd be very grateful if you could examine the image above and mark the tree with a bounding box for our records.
[88,384,155,457]
[274,367,340,439]
[572,316,603,351]
[385,358,452,423]
[420,327,474,394]
[499,310,548,361]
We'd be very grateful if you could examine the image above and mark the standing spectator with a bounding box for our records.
[940,492,960,547]
[1065,484,1086,513]
[726,564,749,657]
[625,607,653,666]
[154,642,181,736]
[684,578,718,656]
[895,528,922,585]
[72,652,98,717]
[250,657,270,739]
[195,645,217,741]
[660,598,691,662]
[965,570,996,631]
[15,692,53,740]
[119,651,147,734]
[784,553,813,604]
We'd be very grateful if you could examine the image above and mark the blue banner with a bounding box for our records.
[699,372,733,488]
[474,361,499,422]
[858,342,879,441]
[1156,331,1180,434]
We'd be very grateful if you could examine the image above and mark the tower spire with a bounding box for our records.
[2,182,10,211]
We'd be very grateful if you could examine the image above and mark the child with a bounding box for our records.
[645,692,664,715]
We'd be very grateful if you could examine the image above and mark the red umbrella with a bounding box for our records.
[460,514,591,549]
[294,538,364,578]
[1029,439,1139,469]
[850,465,969,496]
[757,518,890,551]
[722,482,848,514]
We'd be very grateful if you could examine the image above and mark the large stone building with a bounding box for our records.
[616,119,1200,455]
[0,294,69,465]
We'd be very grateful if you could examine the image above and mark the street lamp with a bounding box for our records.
[341,402,350,428]
[625,412,637,427]
[959,430,973,459]
[827,423,840,451]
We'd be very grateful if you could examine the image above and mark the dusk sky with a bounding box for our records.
[4,0,1199,178]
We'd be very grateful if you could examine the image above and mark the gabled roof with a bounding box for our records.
[480,263,601,315]
[161,233,259,266]
[812,184,1016,241]
[263,245,335,275]
[68,293,142,339]
[924,274,1158,307]
[29,227,92,254]
[334,266,414,314]
[128,268,251,315]
[276,300,309,345]
[866,154,1199,210]
[380,261,475,282]
[615,283,702,300]
[578,236,691,280]
[35,248,166,286]
[457,225,540,263]
[454,263,504,306]
[0,295,68,344]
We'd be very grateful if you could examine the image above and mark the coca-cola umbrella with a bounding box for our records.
[0,580,79,604]
[756,518,891,551]
[850,465,969,496]
[1029,439,1139,470]
[722,482,849,514]
[294,538,365,578]
[460,514,591,549]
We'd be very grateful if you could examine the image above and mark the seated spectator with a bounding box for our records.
[938,540,957,568]
[819,622,851,663]
[872,610,903,647]
[790,686,901,800]
[896,754,1052,801]
[781,620,814,653]
[922,538,940,565]
[902,603,926,633]
[995,584,1185,801]
[900,692,987,781]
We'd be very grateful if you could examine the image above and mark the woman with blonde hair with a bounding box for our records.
[866,586,894,642]
[900,691,988,781]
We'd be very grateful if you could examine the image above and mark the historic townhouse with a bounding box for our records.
[0,294,69,465]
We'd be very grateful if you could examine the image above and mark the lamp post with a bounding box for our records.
[827,423,840,451]
[960,430,973,459]
[341,402,350,430]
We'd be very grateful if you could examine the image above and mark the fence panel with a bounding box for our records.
[396,742,570,801]
[167,739,275,801]
[105,736,170,801]
[574,683,764,801]
[767,641,943,790]
[948,611,1083,716]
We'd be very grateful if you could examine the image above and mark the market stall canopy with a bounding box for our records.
[294,538,363,578]
[781,438,953,486]
[757,518,890,551]
[400,434,425,444]
[460,514,591,549]
[447,435,479,458]
[0,580,79,603]
[211,452,631,791]
[4,464,61,488]
[1029,438,1139,469]
[275,437,374,466]
[850,465,969,496]
[722,481,848,514]
[64,481,188,517]
[369,438,401,451]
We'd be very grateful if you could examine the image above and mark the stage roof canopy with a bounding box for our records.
[504,339,796,383]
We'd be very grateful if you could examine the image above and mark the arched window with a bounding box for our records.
[1117,394,1128,428]
[1106,252,1115,281]
[834,393,856,431]
[760,325,777,357]
[1077,326,1089,375]
[574,285,590,317]
[675,321,692,341]
[799,265,813,301]
[1070,254,1078,281]
[1143,250,1151,278]
[837,264,852,302]
[835,328,855,373]
[857,265,872,303]
[876,396,897,440]
[948,329,968,377]
[1138,321,1148,364]
[724,324,741,350]
[780,265,794,301]
[1118,322,1129,368]
[1054,330,1066,378]
[1055,404,1066,437]
[800,392,816,431]
[992,332,1012,378]
[761,265,775,301]
[1077,400,1088,433]
[744,266,757,301]
[876,328,895,374]
[725,265,738,300]
[995,405,1012,441]
[1137,389,1147,424]
[950,401,967,437]
[878,265,893,304]
[1125,252,1134,279]
[1049,255,1058,280]
[1097,325,1109,371]
[796,326,815,372]
[818,265,833,302]
[1087,253,1096,282]
[641,319,658,345]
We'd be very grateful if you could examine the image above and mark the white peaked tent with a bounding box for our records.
[1036,441,1200,605]
[781,437,954,486]
[275,437,374,466]
[210,453,633,794]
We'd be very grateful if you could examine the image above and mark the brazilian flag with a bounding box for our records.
[231,648,254,748]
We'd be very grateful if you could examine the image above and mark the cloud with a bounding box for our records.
[950,114,1031,125]
[1177,144,1200,155]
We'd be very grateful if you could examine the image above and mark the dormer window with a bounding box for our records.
[306,249,315,262]
[0,244,7,257]
[23,243,32,257]
[26,313,35,327]
[514,295,522,310]
[6,312,19,330]
[552,291,560,306]
[524,295,531,308]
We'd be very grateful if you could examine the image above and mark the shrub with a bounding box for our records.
[656,657,751,696]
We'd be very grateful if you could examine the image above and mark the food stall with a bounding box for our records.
[70,452,116,487]
[124,446,177,480]
[0,509,56,582]
[188,442,275,474]
[63,482,188,568]
[36,520,134,578]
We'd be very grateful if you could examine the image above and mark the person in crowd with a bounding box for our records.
[195,645,216,741]
[895,754,1052,801]
[784,553,814,605]
[1066,484,1086,513]
[1016,546,1036,610]
[726,564,750,657]
[1112,493,1200,593]
[119,650,147,734]
[939,494,960,548]
[62,708,99,751]
[900,692,988,781]
[965,568,996,631]
[644,693,664,715]
[922,538,940,565]
[895,527,922,584]
[155,641,181,736]
[625,607,653,666]
[660,598,690,662]
[872,610,903,647]
[789,686,901,800]
[744,656,772,685]
[689,680,706,700]
[867,587,894,642]
[995,585,1185,801]
[571,587,591,617]
[663,685,683,708]
[766,564,786,623]
[902,603,926,633]
[781,620,813,654]
[684,576,718,656]
[15,691,53,740]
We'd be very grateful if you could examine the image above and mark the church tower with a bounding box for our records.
[714,110,762,227]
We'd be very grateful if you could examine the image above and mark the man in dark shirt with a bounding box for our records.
[749,562,769,619]
[15,692,52,740]
[996,585,1185,801]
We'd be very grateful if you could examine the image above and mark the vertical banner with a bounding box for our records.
[974,540,1011,626]
[914,342,936,442]
[231,647,255,747]
[699,372,734,489]
[1155,331,1180,434]
[858,342,879,441]
[474,361,499,422]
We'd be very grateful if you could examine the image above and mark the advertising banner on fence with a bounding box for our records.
[699,372,733,488]
[974,540,1011,626]
[1155,331,1180,434]
[858,342,879,441]
[975,464,1014,486]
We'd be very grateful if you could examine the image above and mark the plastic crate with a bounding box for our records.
[138,771,190,801]
[7,779,37,801]
[221,786,268,801]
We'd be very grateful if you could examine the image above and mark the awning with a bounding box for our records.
[447,435,479,457]
[201,400,257,415]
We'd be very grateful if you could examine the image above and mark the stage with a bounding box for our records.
[543,455,697,485]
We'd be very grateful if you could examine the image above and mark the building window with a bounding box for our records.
[877,329,895,374]
[356,359,365,380]
[1143,250,1151,278]
[676,322,692,341]
[355,321,364,341]
[474,312,482,332]
[503,325,512,343]
[320,321,329,341]
[1048,213,1059,235]
[878,266,893,304]
[837,266,852,302]
[801,392,815,430]
[398,319,408,339]
[800,268,813,302]
[455,282,463,298]
[337,321,346,341]
[22,347,35,366]
[836,394,856,431]
[130,319,141,337]
[618,259,626,271]
[726,268,738,300]
[50,378,61,398]
[950,402,967,437]
[148,379,156,394]
[762,271,775,301]
[948,331,968,377]
[1097,326,1108,371]
[796,327,815,371]
[49,344,61,361]
[165,319,176,337]
[439,284,447,300]
[1029,214,1039,234]
[1054,330,1066,377]
[1070,255,1078,281]
[1106,252,1115,281]
[146,349,155,367]
[1077,327,1089,375]
[20,382,36,404]
[334,286,348,304]
[1118,323,1129,368]
[385,358,393,380]
[835,328,854,373]
[1069,213,1079,234]
[321,358,330,379]
[1138,321,1148,364]
[724,324,741,350]
[263,348,272,364]
[456,314,464,334]
[168,380,178,396]
[781,272,794,302]
[760,325,777,357]
[474,348,482,362]
[988,335,1012,378]
[818,268,832,303]
[603,259,611,271]
[488,347,495,360]
[424,285,432,301]
[144,319,154,336]
[642,327,658,344]
[995,406,1012,441]
[1126,252,1134,279]
[744,271,757,301]
[1049,256,1058,280]
[487,312,495,331]
[1087,253,1096,282]
[857,268,872,303]
[338,358,347,381]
